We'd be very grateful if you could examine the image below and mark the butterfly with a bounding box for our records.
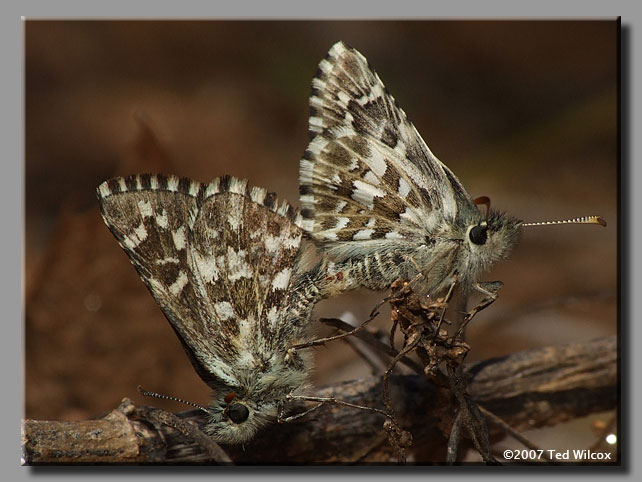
[299,41,604,310]
[97,174,321,444]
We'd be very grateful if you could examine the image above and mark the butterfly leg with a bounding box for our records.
[431,274,459,342]
[279,394,391,423]
[277,398,325,423]
[456,281,504,339]
[287,294,387,354]
[279,393,411,463]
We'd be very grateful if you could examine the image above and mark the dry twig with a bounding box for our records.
[22,335,617,464]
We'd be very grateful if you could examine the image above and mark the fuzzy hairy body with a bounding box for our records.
[318,210,521,299]
[98,174,321,444]
[300,42,522,299]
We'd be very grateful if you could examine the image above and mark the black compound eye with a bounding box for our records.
[469,224,488,245]
[227,403,250,424]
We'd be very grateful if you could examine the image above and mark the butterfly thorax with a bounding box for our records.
[317,208,522,299]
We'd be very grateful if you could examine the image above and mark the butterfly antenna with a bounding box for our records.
[522,215,607,227]
[137,385,211,414]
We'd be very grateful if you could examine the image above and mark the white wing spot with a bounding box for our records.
[214,301,235,321]
[335,217,350,229]
[353,229,375,240]
[272,268,292,290]
[400,206,422,226]
[393,137,408,158]
[228,213,241,230]
[155,209,169,228]
[367,145,388,177]
[193,251,220,282]
[363,170,380,185]
[133,222,148,243]
[188,181,200,196]
[303,137,327,161]
[266,306,279,330]
[385,231,405,240]
[205,178,221,197]
[337,90,351,106]
[98,182,110,198]
[284,233,301,250]
[344,110,355,125]
[264,232,300,252]
[264,234,280,253]
[352,180,386,210]
[168,271,188,297]
[250,186,267,205]
[301,219,316,233]
[318,58,333,74]
[121,237,136,250]
[398,177,411,199]
[366,81,386,105]
[300,194,316,205]
[172,226,187,250]
[229,177,248,195]
[167,177,179,192]
[227,247,252,281]
[155,257,179,266]
[309,116,324,131]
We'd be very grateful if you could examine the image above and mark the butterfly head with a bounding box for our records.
[204,390,272,444]
[460,209,523,274]
[203,352,311,444]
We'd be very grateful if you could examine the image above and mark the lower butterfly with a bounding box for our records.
[97,174,323,444]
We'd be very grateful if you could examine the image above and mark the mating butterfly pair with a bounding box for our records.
[97,41,603,444]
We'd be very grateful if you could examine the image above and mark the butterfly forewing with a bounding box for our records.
[301,41,477,251]
[97,174,305,388]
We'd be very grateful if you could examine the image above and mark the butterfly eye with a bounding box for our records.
[227,403,250,424]
[469,224,488,245]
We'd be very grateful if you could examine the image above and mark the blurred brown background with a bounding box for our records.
[24,20,617,460]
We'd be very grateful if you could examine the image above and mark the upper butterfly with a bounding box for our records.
[300,41,522,300]
[97,174,321,444]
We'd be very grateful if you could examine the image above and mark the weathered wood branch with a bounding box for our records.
[22,335,616,464]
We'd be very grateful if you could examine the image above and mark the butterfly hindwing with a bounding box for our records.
[189,177,305,350]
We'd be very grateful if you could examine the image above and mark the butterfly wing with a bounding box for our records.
[300,41,477,256]
[98,174,220,384]
[97,174,308,389]
[188,177,307,353]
